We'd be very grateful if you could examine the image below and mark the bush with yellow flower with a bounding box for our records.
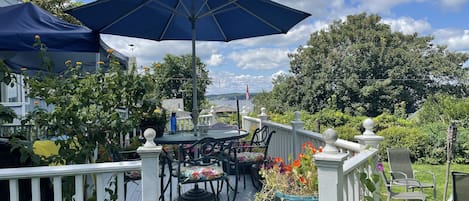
[255,142,322,201]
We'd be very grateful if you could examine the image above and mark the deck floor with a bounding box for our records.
[125,172,259,201]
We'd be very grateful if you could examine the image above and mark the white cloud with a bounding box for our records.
[381,17,432,34]
[433,29,469,51]
[272,70,290,80]
[206,53,224,67]
[439,0,468,10]
[101,35,225,67]
[207,71,272,94]
[229,48,292,70]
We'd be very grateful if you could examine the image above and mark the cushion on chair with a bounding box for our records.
[237,152,264,163]
[180,165,224,181]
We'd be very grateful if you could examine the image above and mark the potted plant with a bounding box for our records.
[139,99,167,137]
[255,142,322,201]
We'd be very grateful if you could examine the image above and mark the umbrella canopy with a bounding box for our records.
[66,0,310,129]
[0,3,128,75]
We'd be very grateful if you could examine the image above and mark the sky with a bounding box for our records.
[83,0,469,95]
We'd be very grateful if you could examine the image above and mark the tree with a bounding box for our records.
[23,0,82,24]
[271,13,469,116]
[151,54,211,113]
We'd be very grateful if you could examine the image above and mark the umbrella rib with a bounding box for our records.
[156,0,185,40]
[195,0,210,18]
[198,0,238,19]
[203,2,228,41]
[100,0,154,32]
[233,2,283,33]
[153,0,190,17]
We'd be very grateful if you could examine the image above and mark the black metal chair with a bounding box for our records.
[234,126,274,189]
[177,137,238,201]
[451,171,469,201]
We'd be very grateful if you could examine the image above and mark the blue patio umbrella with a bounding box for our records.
[66,0,310,129]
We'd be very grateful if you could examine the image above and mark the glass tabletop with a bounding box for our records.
[154,129,249,144]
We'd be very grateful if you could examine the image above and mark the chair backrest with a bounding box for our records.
[178,137,233,167]
[208,122,238,130]
[387,148,414,180]
[248,126,275,156]
[452,171,469,201]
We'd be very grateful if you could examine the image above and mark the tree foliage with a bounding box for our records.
[150,54,211,113]
[23,0,83,24]
[264,13,469,116]
[24,53,155,164]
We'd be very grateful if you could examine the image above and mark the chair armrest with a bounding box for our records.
[414,170,436,185]
[390,170,409,179]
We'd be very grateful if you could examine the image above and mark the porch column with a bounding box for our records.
[314,128,348,201]
[291,111,304,157]
[137,128,162,201]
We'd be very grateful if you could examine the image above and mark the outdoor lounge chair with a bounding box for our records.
[381,167,426,201]
[449,171,469,201]
[387,148,436,200]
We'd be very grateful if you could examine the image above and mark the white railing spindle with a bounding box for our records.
[9,179,19,201]
[32,177,41,201]
[74,175,84,201]
[53,176,62,201]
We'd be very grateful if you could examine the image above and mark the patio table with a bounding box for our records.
[155,129,248,201]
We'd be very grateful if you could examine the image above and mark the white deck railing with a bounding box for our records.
[242,108,383,201]
[0,161,141,201]
[173,113,215,131]
[0,108,382,201]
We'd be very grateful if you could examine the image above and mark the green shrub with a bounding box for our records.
[334,125,362,142]
[377,126,429,162]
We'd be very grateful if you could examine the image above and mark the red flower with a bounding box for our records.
[274,157,283,164]
[298,153,304,159]
[293,159,301,168]
[300,177,306,184]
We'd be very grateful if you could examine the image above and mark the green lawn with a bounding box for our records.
[380,163,469,201]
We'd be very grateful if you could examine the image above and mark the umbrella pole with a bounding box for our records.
[191,20,199,133]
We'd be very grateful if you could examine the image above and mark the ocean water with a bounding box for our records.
[209,99,254,112]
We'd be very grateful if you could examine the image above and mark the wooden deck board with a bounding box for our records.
[125,174,257,201]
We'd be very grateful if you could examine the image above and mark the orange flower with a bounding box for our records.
[300,177,306,184]
[319,146,323,152]
[293,159,301,168]
[307,141,313,148]
[298,153,304,159]
[274,157,283,164]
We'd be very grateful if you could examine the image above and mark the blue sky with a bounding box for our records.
[82,0,469,95]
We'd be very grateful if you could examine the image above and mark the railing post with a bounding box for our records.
[354,118,384,201]
[314,128,348,201]
[291,111,304,158]
[241,106,247,130]
[259,107,268,128]
[137,128,162,201]
[209,106,216,126]
[354,118,384,149]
